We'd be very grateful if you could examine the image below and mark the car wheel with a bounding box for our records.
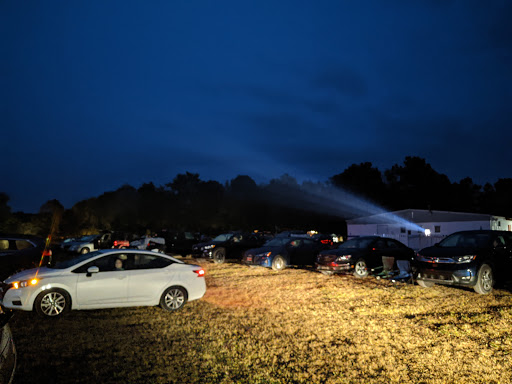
[272,255,286,271]
[160,286,188,311]
[474,264,494,295]
[353,259,368,278]
[417,279,434,288]
[34,289,71,318]
[213,248,226,263]
[80,247,90,254]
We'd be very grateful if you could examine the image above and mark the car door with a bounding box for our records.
[495,234,512,272]
[74,254,129,307]
[126,253,176,304]
[292,239,318,265]
[368,239,386,268]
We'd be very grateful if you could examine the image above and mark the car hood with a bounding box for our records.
[418,245,487,257]
[194,240,226,248]
[4,267,67,283]
[246,246,284,255]
[319,248,367,257]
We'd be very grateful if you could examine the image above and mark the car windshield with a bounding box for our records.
[438,233,491,248]
[212,234,234,241]
[263,237,291,247]
[337,237,375,249]
[49,251,101,269]
[78,235,97,242]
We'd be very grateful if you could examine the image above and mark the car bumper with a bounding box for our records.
[242,257,271,268]
[315,263,352,273]
[190,251,212,259]
[0,287,35,312]
[416,267,477,286]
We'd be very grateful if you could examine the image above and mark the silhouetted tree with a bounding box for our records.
[330,162,386,204]
[385,156,451,210]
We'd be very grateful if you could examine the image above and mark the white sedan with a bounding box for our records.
[0,249,206,317]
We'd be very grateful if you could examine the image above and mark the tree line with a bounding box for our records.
[1,156,511,238]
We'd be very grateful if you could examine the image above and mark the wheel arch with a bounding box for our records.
[30,284,76,311]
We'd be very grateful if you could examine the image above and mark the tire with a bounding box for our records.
[353,259,368,278]
[34,289,71,318]
[160,286,188,312]
[80,247,90,254]
[417,279,434,288]
[474,264,494,295]
[213,247,226,264]
[272,255,286,271]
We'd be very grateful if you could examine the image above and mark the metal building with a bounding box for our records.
[347,209,512,251]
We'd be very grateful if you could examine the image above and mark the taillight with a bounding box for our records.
[114,240,118,246]
[194,269,205,277]
[42,249,52,257]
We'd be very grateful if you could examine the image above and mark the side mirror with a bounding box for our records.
[86,266,100,277]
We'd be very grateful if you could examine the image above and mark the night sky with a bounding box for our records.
[2,1,511,213]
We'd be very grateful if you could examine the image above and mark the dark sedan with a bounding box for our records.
[316,236,414,278]
[243,236,325,271]
[415,230,512,294]
[191,232,266,263]
[0,235,49,280]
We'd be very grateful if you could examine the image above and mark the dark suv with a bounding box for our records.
[415,230,512,294]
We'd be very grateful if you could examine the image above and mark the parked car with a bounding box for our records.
[415,230,512,294]
[111,232,137,249]
[243,236,325,271]
[0,249,206,317]
[316,236,415,278]
[191,232,266,263]
[161,231,201,256]
[130,236,166,252]
[66,233,114,254]
[0,234,50,280]
[0,307,16,384]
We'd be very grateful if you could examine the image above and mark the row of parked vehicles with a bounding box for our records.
[194,229,512,296]
[0,228,511,381]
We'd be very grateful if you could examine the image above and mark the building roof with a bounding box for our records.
[347,209,498,225]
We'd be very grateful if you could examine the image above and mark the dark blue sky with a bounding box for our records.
[2,0,511,213]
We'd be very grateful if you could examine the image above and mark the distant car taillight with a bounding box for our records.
[42,249,52,257]
[114,240,118,246]
[194,269,205,277]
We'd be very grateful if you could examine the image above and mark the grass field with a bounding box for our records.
[9,259,512,384]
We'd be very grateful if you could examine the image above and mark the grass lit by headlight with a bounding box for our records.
[9,260,512,384]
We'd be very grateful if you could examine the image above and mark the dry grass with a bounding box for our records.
[9,259,512,384]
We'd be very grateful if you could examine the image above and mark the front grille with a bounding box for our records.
[317,254,337,263]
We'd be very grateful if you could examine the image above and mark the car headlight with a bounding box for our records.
[203,245,216,250]
[455,255,476,263]
[335,255,352,262]
[256,252,271,258]
[10,278,40,290]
